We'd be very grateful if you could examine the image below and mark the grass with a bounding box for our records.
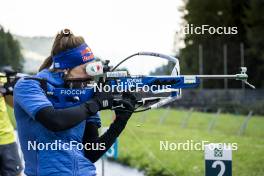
[8,104,264,175]
[100,109,264,176]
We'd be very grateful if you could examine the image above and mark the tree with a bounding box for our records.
[180,0,248,88]
[0,26,23,71]
[152,0,255,88]
[150,62,175,75]
[244,0,264,88]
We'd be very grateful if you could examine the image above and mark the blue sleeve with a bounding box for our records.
[14,78,53,119]
[86,112,101,128]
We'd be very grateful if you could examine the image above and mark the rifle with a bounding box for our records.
[0,52,255,111]
[46,52,255,111]
[0,66,19,95]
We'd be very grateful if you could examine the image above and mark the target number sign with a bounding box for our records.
[205,143,232,176]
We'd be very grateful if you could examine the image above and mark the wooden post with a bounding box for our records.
[208,108,222,132]
[238,111,253,136]
[159,107,171,125]
[223,44,228,89]
[181,108,194,128]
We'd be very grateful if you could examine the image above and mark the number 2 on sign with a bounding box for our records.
[212,160,225,176]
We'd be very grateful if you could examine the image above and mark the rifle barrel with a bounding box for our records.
[195,75,239,79]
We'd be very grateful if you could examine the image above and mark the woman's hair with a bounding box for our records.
[39,29,85,72]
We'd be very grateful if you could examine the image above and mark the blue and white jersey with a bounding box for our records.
[14,69,100,176]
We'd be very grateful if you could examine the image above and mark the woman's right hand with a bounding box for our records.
[89,91,114,111]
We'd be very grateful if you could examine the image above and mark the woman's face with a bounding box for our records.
[66,63,91,79]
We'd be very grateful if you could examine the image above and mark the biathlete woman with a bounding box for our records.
[13,29,136,176]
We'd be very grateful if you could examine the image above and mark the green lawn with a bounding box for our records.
[100,109,264,176]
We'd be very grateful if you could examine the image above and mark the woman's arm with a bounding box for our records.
[35,91,114,132]
[14,78,113,132]
[35,101,99,132]
[83,93,136,163]
[82,117,129,163]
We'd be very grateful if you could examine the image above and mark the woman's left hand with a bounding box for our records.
[114,92,137,120]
